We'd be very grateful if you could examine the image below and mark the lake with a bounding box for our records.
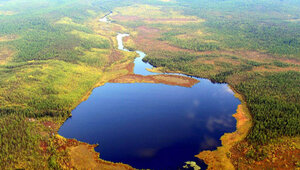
[58,33,240,169]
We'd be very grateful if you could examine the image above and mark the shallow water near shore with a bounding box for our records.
[58,33,240,169]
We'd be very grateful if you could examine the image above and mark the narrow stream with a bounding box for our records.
[117,34,158,76]
[99,12,112,23]
[58,16,241,170]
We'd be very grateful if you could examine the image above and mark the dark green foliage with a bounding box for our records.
[139,0,300,145]
[0,1,113,167]
[145,51,300,144]
[143,53,215,76]
[0,0,299,168]
[0,0,110,63]
[0,0,116,119]
[156,0,300,59]
[159,35,220,52]
[236,71,300,144]
[273,61,290,68]
[0,115,43,168]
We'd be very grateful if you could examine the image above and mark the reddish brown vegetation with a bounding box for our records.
[109,74,199,87]
[53,136,133,170]
[230,140,300,169]
[111,15,140,22]
[40,141,48,153]
[109,50,123,62]
[231,50,300,65]
[196,99,252,170]
[147,18,197,22]
[111,14,197,22]
[42,121,56,130]
[111,25,123,32]
[123,36,130,43]
[125,63,134,73]
[133,26,191,54]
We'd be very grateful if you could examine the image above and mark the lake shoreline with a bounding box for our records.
[142,67,253,169]
[57,69,251,169]
[58,81,251,170]
[196,86,252,169]
[57,24,251,169]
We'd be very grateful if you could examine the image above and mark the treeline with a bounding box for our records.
[236,71,300,144]
[144,52,300,144]
[0,107,69,120]
[143,52,215,76]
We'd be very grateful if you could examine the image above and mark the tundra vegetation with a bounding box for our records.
[0,0,299,169]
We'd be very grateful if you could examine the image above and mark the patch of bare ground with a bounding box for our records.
[53,135,133,170]
[109,74,199,87]
[196,89,252,170]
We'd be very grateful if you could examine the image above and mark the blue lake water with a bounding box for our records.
[134,51,158,76]
[58,33,240,169]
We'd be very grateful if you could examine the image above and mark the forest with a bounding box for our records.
[116,0,300,166]
[0,0,299,169]
[0,0,116,168]
[144,55,300,144]
[133,0,300,144]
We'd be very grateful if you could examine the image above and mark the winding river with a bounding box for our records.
[58,16,241,170]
